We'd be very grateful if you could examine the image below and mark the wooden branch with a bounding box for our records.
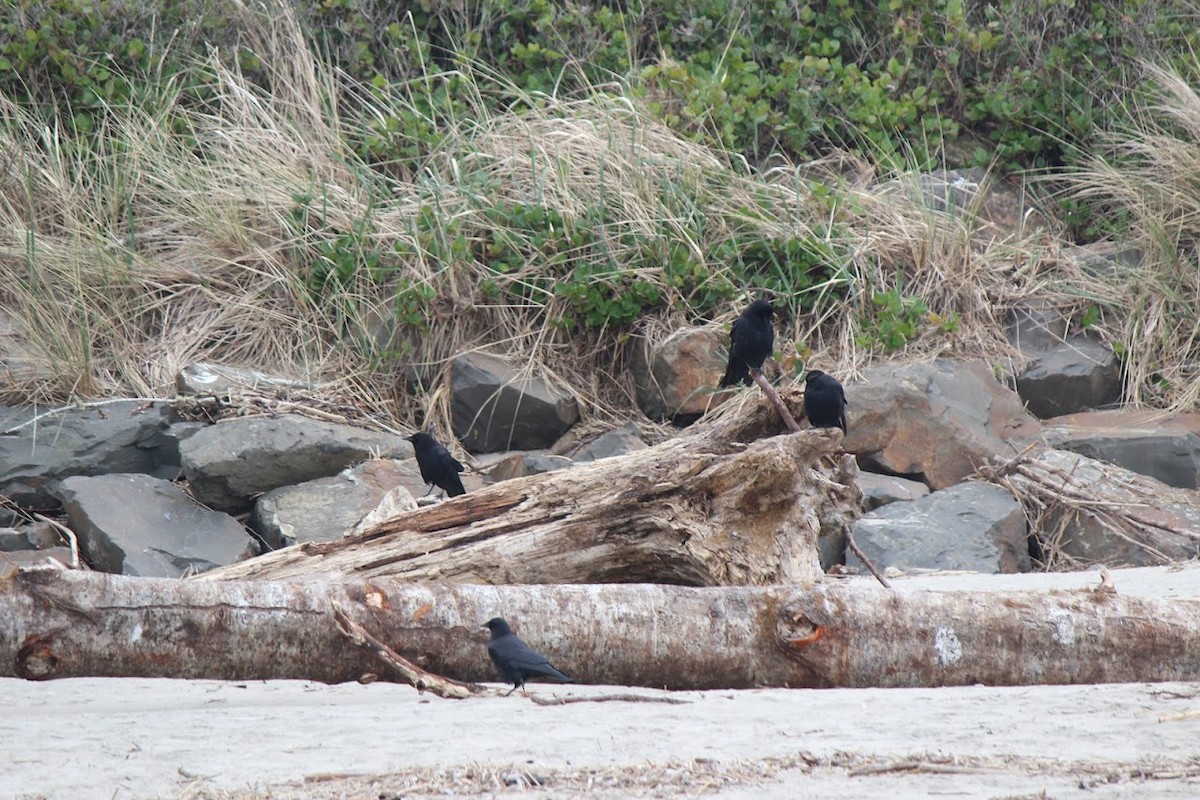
[6,570,1200,689]
[331,602,477,699]
[33,513,80,570]
[752,371,800,432]
[843,522,891,589]
[529,693,691,706]
[200,387,861,586]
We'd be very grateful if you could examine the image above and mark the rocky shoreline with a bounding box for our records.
[2,334,1198,580]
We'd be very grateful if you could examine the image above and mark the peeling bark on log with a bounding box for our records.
[202,390,860,586]
[5,570,1200,689]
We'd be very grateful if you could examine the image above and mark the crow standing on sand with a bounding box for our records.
[719,299,776,387]
[484,617,573,695]
[803,369,847,434]
[405,431,466,497]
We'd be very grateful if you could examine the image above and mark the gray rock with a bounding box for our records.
[176,362,310,396]
[0,547,79,570]
[0,521,59,552]
[21,520,61,549]
[631,327,730,422]
[157,421,208,466]
[0,401,169,510]
[858,472,931,511]
[1008,305,1121,418]
[179,414,411,512]
[817,529,846,572]
[0,528,35,552]
[849,482,1030,574]
[569,423,648,463]
[1026,448,1200,567]
[450,352,579,453]
[351,487,419,535]
[846,359,1043,489]
[1070,240,1143,281]
[1006,304,1068,353]
[1016,338,1121,418]
[483,451,576,482]
[881,167,1049,242]
[53,474,258,577]
[253,459,417,549]
[1044,411,1200,489]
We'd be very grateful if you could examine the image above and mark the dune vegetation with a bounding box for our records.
[2,0,1200,430]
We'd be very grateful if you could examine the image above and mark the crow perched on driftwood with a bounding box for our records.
[405,431,466,497]
[484,617,572,695]
[803,369,847,434]
[719,299,775,387]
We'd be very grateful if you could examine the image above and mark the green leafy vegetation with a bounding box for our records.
[3,0,1200,422]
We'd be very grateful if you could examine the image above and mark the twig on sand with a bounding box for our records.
[1158,709,1200,723]
[331,602,478,699]
[528,692,691,706]
[849,759,997,777]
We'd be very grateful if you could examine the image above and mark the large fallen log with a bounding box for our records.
[5,569,1200,689]
[201,390,860,585]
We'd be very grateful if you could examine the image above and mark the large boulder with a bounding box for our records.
[53,474,258,577]
[253,459,419,549]
[1007,304,1121,418]
[450,352,579,453]
[0,401,170,510]
[849,482,1030,574]
[179,414,411,512]
[858,472,930,512]
[845,359,1042,489]
[1043,410,1200,489]
[999,448,1200,567]
[565,422,648,463]
[631,327,730,422]
[481,451,576,482]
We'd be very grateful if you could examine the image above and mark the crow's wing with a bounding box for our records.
[489,634,571,683]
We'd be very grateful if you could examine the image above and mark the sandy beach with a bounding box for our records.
[5,565,1200,799]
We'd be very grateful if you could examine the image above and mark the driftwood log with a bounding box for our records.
[202,390,860,585]
[6,569,1200,689]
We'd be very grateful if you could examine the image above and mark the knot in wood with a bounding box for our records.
[15,635,60,680]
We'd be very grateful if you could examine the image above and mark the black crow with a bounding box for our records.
[405,431,466,497]
[719,299,775,387]
[803,369,847,434]
[483,617,572,695]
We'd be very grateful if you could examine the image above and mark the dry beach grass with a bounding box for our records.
[7,2,1193,435]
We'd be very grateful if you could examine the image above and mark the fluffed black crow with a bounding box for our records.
[719,299,776,387]
[405,431,466,497]
[483,617,572,696]
[803,369,847,434]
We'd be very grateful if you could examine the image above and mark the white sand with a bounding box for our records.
[5,565,1200,799]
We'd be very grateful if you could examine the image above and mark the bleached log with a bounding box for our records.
[201,390,861,586]
[5,569,1200,689]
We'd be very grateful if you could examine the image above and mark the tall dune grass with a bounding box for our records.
[1067,61,1200,411]
[0,1,1057,430]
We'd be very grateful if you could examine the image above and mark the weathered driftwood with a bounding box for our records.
[201,389,860,585]
[979,446,1200,566]
[6,569,1200,689]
